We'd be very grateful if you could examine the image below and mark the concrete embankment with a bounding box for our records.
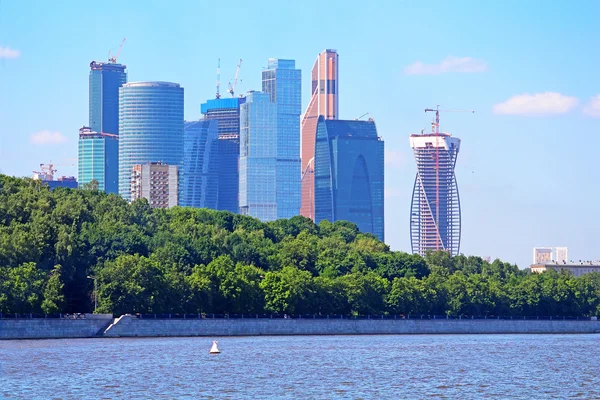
[0,314,113,339]
[102,316,600,338]
[3,316,600,339]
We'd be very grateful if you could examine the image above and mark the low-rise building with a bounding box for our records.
[130,162,178,208]
[531,261,600,277]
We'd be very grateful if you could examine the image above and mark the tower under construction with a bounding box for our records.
[409,109,461,256]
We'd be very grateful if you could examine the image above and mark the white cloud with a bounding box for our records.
[29,131,68,145]
[404,56,488,75]
[583,95,600,117]
[0,46,21,59]
[493,92,578,116]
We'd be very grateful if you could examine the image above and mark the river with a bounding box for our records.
[1,334,598,399]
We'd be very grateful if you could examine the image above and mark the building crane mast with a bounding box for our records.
[424,105,475,251]
[228,59,243,97]
[108,38,127,64]
[216,58,221,99]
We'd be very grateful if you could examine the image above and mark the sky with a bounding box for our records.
[1,0,599,269]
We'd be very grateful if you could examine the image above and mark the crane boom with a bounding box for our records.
[228,59,243,97]
[425,106,475,134]
[108,38,126,64]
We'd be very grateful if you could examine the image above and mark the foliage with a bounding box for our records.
[0,175,598,317]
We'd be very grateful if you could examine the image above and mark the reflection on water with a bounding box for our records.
[0,334,598,399]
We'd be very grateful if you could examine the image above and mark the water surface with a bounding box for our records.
[1,334,598,399]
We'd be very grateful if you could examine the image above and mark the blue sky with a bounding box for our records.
[1,0,599,268]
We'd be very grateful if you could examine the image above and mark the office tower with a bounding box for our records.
[301,49,339,219]
[533,247,568,264]
[89,61,127,134]
[262,58,302,219]
[314,116,384,241]
[118,82,184,202]
[78,126,118,193]
[409,120,461,256]
[201,97,246,213]
[182,120,219,209]
[131,162,178,208]
[239,91,277,221]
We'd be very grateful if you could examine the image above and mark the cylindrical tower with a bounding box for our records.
[118,82,184,201]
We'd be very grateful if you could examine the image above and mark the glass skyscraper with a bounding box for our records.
[81,61,126,192]
[314,116,384,241]
[182,120,219,209]
[301,50,339,219]
[262,58,301,219]
[201,97,245,213]
[78,126,118,193]
[89,61,127,134]
[239,91,277,221]
[118,82,184,202]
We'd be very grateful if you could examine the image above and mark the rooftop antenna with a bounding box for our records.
[216,58,221,99]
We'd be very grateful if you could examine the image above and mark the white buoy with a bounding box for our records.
[209,340,220,354]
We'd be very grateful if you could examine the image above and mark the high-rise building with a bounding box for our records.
[78,126,119,193]
[262,58,302,219]
[118,82,184,202]
[301,49,339,219]
[314,116,384,241]
[533,247,568,264]
[409,122,461,256]
[131,162,178,208]
[201,97,246,213]
[239,91,278,221]
[89,61,127,135]
[182,120,219,209]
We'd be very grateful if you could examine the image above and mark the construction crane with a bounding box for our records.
[32,161,74,181]
[216,58,222,99]
[108,38,127,64]
[423,106,474,251]
[355,112,370,120]
[228,59,243,97]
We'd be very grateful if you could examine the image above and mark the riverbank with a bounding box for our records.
[2,315,600,339]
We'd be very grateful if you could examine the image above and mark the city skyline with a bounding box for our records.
[1,1,600,269]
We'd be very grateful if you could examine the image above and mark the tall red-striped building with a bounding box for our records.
[300,49,339,219]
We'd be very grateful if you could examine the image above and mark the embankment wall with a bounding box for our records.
[102,316,600,337]
[0,314,113,339]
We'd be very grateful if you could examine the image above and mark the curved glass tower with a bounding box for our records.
[118,82,184,201]
[182,120,219,209]
[314,116,384,241]
[409,126,461,256]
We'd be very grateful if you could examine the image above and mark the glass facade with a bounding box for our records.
[118,82,184,202]
[201,98,245,213]
[239,91,277,221]
[301,50,339,219]
[262,58,301,219]
[78,127,118,193]
[182,120,219,209]
[314,116,385,241]
[89,61,127,134]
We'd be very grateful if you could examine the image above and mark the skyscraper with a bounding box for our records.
[201,97,245,213]
[239,91,277,221]
[262,58,302,219]
[78,126,118,193]
[409,119,461,256]
[182,120,219,209]
[89,61,127,134]
[314,116,384,241]
[118,82,184,202]
[301,49,339,219]
[83,61,126,193]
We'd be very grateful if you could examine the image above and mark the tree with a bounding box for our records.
[41,265,65,314]
[260,266,316,314]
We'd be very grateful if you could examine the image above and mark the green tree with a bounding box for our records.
[41,265,65,314]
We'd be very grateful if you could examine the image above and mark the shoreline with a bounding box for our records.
[2,315,599,340]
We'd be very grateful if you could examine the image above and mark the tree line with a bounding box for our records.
[1,175,599,317]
